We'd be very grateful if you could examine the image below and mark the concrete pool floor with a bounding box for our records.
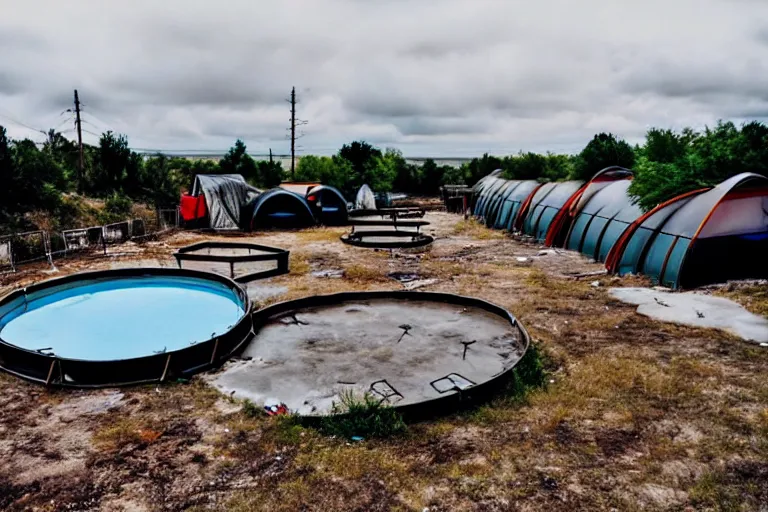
[210,298,524,415]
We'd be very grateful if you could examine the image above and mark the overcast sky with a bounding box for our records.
[1,0,767,156]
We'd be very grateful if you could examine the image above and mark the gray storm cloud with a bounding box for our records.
[0,0,766,155]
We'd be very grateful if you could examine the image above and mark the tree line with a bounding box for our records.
[1,119,766,234]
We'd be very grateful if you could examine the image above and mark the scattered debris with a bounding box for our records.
[590,280,601,287]
[311,269,345,279]
[387,271,420,283]
[567,269,608,279]
[403,278,438,290]
[265,403,289,416]
[516,257,529,263]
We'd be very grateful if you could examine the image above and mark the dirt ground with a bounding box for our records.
[1,212,767,511]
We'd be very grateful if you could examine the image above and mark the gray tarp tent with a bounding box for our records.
[191,174,261,230]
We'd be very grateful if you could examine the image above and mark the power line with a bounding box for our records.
[82,128,102,138]
[0,108,46,135]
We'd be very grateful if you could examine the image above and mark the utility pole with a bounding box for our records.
[287,86,307,179]
[290,87,296,178]
[74,89,84,194]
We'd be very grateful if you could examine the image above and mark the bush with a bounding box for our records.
[98,193,133,224]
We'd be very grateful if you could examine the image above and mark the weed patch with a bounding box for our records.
[319,391,406,439]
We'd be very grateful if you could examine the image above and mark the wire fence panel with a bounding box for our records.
[6,231,50,266]
[103,221,131,244]
[3,216,172,273]
[157,209,179,231]
[0,239,13,271]
[131,219,146,238]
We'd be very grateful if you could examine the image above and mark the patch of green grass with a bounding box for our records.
[319,390,406,439]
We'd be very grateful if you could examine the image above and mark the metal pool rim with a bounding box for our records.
[340,230,434,249]
[173,241,290,283]
[0,267,253,388]
[244,290,531,420]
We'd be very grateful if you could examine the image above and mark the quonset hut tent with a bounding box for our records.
[355,184,376,210]
[180,174,260,230]
[470,170,506,221]
[250,188,315,230]
[606,172,768,288]
[563,179,643,262]
[485,181,541,230]
[543,167,635,247]
[520,180,584,242]
[306,185,349,225]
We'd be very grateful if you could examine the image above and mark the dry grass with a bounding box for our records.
[295,227,346,243]
[343,264,389,282]
[289,251,311,275]
[716,284,768,318]
[451,218,506,240]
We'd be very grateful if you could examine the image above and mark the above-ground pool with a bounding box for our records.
[0,268,252,387]
[210,291,530,419]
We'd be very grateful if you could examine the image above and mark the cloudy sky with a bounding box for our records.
[1,0,767,156]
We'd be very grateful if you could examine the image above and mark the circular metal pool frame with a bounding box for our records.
[349,207,426,219]
[240,291,531,420]
[173,241,290,283]
[340,230,434,249]
[0,268,253,388]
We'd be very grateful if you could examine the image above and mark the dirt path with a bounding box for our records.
[1,212,767,511]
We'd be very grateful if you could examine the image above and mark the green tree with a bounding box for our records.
[629,121,768,211]
[642,128,696,164]
[256,159,284,188]
[338,141,382,177]
[90,131,132,196]
[389,150,421,193]
[143,154,179,208]
[295,155,354,195]
[220,139,247,174]
[220,139,262,184]
[460,154,502,186]
[0,126,14,223]
[573,133,636,181]
[337,140,390,193]
[169,157,220,191]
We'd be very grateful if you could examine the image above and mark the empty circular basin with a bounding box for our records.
[210,291,530,418]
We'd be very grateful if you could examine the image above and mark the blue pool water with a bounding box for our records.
[0,276,246,361]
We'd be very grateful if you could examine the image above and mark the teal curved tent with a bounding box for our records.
[564,179,643,262]
[520,181,584,242]
[606,172,768,288]
[471,171,505,220]
[489,181,541,230]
